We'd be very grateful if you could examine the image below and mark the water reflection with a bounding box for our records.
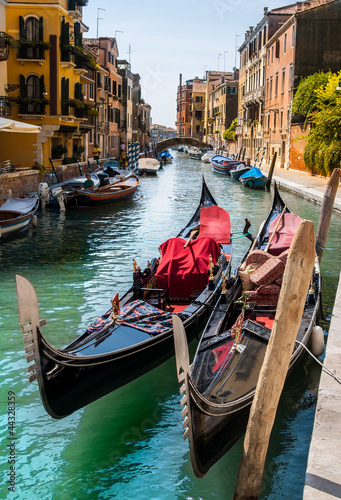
[0,151,340,499]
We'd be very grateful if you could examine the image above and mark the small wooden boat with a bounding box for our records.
[239,166,268,189]
[174,184,321,477]
[67,174,139,208]
[16,177,233,418]
[201,151,215,163]
[210,155,245,175]
[188,147,203,160]
[0,195,39,238]
[230,164,251,180]
[138,158,161,175]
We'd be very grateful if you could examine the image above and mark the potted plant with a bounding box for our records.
[52,144,67,159]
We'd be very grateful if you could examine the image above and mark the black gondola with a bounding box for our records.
[16,177,233,419]
[173,184,321,478]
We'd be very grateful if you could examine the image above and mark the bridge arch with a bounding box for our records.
[155,137,212,154]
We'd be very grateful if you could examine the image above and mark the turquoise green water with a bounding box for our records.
[1,153,340,499]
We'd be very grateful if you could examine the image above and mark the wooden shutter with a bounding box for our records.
[39,17,43,41]
[19,16,26,42]
[20,74,27,97]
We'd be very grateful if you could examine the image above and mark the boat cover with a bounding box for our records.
[198,206,231,244]
[211,155,234,163]
[268,213,302,256]
[156,236,221,299]
[0,197,37,214]
[158,151,173,158]
[85,299,174,335]
[240,167,266,179]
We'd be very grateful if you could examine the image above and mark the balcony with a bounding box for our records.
[68,0,83,20]
[16,41,50,63]
[0,96,12,117]
[0,32,11,61]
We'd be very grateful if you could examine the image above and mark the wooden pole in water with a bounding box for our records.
[233,219,316,500]
[315,168,341,262]
[265,152,277,191]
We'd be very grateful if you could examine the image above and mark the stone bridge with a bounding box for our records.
[154,137,212,154]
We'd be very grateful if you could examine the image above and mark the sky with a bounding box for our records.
[83,0,288,128]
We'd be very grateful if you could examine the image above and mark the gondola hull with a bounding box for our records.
[174,184,321,477]
[16,177,232,419]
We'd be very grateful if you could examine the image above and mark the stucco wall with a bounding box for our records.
[290,122,310,172]
[0,171,39,201]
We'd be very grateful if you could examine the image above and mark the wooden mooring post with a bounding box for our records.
[315,168,341,262]
[265,152,277,191]
[233,219,316,500]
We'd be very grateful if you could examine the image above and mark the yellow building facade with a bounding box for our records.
[4,0,92,168]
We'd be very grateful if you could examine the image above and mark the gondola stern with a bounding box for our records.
[15,275,58,417]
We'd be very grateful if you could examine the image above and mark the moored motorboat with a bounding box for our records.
[0,195,39,238]
[210,155,245,175]
[240,166,268,189]
[174,184,321,478]
[201,151,215,163]
[230,164,251,180]
[138,158,161,175]
[66,174,139,208]
[16,177,233,419]
[158,150,173,164]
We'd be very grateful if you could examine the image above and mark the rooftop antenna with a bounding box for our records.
[235,34,241,69]
[224,51,229,72]
[115,30,123,39]
[218,53,222,71]
[96,8,106,38]
[127,44,137,65]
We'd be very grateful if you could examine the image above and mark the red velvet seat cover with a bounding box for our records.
[198,205,231,244]
[156,237,221,299]
[268,213,302,256]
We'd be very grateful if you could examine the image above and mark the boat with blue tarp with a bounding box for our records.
[239,166,268,189]
[210,155,245,175]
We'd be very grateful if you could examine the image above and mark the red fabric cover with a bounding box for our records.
[245,250,271,267]
[156,237,220,299]
[255,315,274,330]
[268,213,302,256]
[198,205,231,244]
[250,257,285,287]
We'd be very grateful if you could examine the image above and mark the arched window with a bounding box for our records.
[19,74,45,115]
[19,16,44,59]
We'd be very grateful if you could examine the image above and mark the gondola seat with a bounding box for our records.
[156,236,220,300]
[198,205,231,244]
[268,213,302,256]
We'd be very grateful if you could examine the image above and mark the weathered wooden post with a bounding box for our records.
[315,168,340,262]
[265,152,277,191]
[233,219,316,500]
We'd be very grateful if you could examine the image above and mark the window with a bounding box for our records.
[195,96,203,103]
[263,26,267,46]
[229,87,236,94]
[19,16,45,59]
[196,125,200,132]
[291,25,295,47]
[289,63,293,90]
[280,110,283,130]
[19,73,46,115]
[283,33,287,53]
[275,73,278,97]
[282,69,285,93]
[269,77,273,100]
[273,112,277,131]
[271,46,274,64]
[112,80,117,95]
[275,39,280,59]
[89,83,94,99]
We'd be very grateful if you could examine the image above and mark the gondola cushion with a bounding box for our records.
[250,257,285,287]
[257,284,281,295]
[156,236,220,299]
[268,213,302,256]
[198,205,231,244]
[247,290,280,306]
[245,249,271,267]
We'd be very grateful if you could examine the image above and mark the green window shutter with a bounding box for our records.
[39,17,43,41]
[66,78,69,99]
[39,75,45,97]
[61,77,65,99]
[19,16,26,42]
[20,74,27,97]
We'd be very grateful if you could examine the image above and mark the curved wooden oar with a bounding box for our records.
[264,205,287,252]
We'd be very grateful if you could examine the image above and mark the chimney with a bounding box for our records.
[264,7,268,15]
[296,2,303,11]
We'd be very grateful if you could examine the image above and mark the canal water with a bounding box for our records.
[0,152,340,499]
